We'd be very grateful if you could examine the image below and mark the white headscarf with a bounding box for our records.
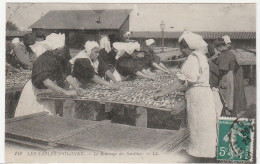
[178,31,208,50]
[29,33,65,57]
[145,39,155,46]
[70,41,100,73]
[124,31,132,38]
[113,42,140,59]
[100,36,111,53]
[12,38,20,44]
[178,31,208,76]
[30,42,49,57]
[222,35,231,44]
[44,33,65,50]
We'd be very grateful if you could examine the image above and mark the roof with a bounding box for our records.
[6,31,31,37]
[132,31,256,39]
[30,10,131,30]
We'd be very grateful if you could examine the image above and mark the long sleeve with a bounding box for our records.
[97,57,109,77]
[72,58,96,85]
[13,44,32,66]
[180,54,200,83]
[32,52,61,89]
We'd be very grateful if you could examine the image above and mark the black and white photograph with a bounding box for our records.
[3,2,257,163]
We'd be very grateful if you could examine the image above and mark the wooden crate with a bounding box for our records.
[56,123,188,153]
[5,112,109,149]
[6,113,189,152]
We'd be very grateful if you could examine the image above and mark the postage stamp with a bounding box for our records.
[217,117,255,162]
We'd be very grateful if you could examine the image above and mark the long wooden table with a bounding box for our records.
[36,81,186,130]
[34,68,186,130]
[6,112,189,152]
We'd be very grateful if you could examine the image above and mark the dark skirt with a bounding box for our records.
[233,67,247,112]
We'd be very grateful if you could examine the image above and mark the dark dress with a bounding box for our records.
[12,43,32,69]
[216,48,247,114]
[115,52,145,77]
[72,57,109,85]
[99,48,117,67]
[31,46,71,89]
[208,59,219,88]
[141,45,160,68]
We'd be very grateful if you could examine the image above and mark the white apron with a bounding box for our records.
[212,87,223,119]
[15,80,56,117]
[180,51,217,158]
[112,69,122,82]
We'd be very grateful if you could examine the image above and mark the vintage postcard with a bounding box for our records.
[3,2,257,163]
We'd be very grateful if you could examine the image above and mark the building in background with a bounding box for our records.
[132,31,256,50]
[6,31,32,42]
[29,10,130,49]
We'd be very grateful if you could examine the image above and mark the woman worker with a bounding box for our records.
[142,39,171,74]
[113,42,155,80]
[15,33,82,117]
[10,38,33,70]
[99,36,117,67]
[99,36,122,82]
[214,35,247,117]
[122,31,136,43]
[154,31,217,158]
[70,41,119,89]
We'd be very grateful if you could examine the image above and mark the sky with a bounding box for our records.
[6,3,256,32]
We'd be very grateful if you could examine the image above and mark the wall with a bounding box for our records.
[133,37,256,49]
[230,39,256,49]
[69,29,118,49]
[6,36,25,41]
[32,28,66,36]
[69,30,99,49]
[33,28,120,49]
[119,16,130,39]
[206,39,256,49]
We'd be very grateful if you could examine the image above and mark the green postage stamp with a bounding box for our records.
[217,117,255,162]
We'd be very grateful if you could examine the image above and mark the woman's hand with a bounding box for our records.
[112,80,119,84]
[76,88,87,96]
[164,69,171,74]
[150,77,155,81]
[154,92,164,100]
[64,90,77,97]
[120,75,128,81]
[147,76,155,81]
[109,83,120,90]
[178,80,188,91]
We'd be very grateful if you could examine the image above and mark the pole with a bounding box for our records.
[162,30,164,52]
[98,30,101,41]
[65,31,70,47]
[161,30,163,52]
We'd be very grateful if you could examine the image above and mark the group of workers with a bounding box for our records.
[14,32,170,116]
[9,30,247,159]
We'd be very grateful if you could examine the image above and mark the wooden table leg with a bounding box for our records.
[63,99,76,119]
[136,107,147,127]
